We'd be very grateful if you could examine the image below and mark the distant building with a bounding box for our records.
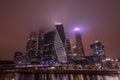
[26,31,37,61]
[65,37,72,61]
[43,30,58,62]
[14,51,23,65]
[73,28,85,59]
[38,31,44,61]
[43,23,68,62]
[85,56,102,65]
[55,23,66,46]
[54,23,67,62]
[0,60,15,70]
[90,41,105,57]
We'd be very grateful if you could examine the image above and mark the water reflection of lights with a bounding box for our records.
[105,76,119,80]
[11,78,15,80]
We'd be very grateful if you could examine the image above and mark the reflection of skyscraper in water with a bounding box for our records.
[26,31,37,61]
[90,41,105,57]
[73,28,85,57]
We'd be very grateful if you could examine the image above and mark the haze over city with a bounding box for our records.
[0,0,120,60]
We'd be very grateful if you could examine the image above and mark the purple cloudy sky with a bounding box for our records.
[0,0,120,60]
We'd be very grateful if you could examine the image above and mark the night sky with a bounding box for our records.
[0,0,120,60]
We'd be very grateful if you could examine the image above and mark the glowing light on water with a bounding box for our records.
[11,78,15,80]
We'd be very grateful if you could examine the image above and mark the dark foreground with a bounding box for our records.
[0,69,120,80]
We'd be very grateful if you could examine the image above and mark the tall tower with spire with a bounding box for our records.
[73,28,85,57]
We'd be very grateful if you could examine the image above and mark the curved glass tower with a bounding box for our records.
[54,23,67,62]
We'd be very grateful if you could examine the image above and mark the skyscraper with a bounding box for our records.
[65,37,72,61]
[42,23,67,62]
[73,28,85,57]
[54,23,67,62]
[26,31,37,61]
[55,22,66,46]
[38,31,44,61]
[14,51,23,65]
[90,41,105,57]
[43,30,58,62]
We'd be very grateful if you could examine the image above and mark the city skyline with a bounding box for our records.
[0,0,120,60]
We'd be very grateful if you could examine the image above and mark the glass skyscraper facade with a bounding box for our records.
[43,23,68,62]
[90,41,105,57]
[54,25,67,62]
[38,31,44,61]
[26,31,37,61]
[65,37,72,61]
[14,51,23,65]
[25,24,71,62]
[73,28,85,57]
[43,30,58,62]
[55,23,66,46]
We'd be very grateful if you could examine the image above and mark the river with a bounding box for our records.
[0,73,120,80]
